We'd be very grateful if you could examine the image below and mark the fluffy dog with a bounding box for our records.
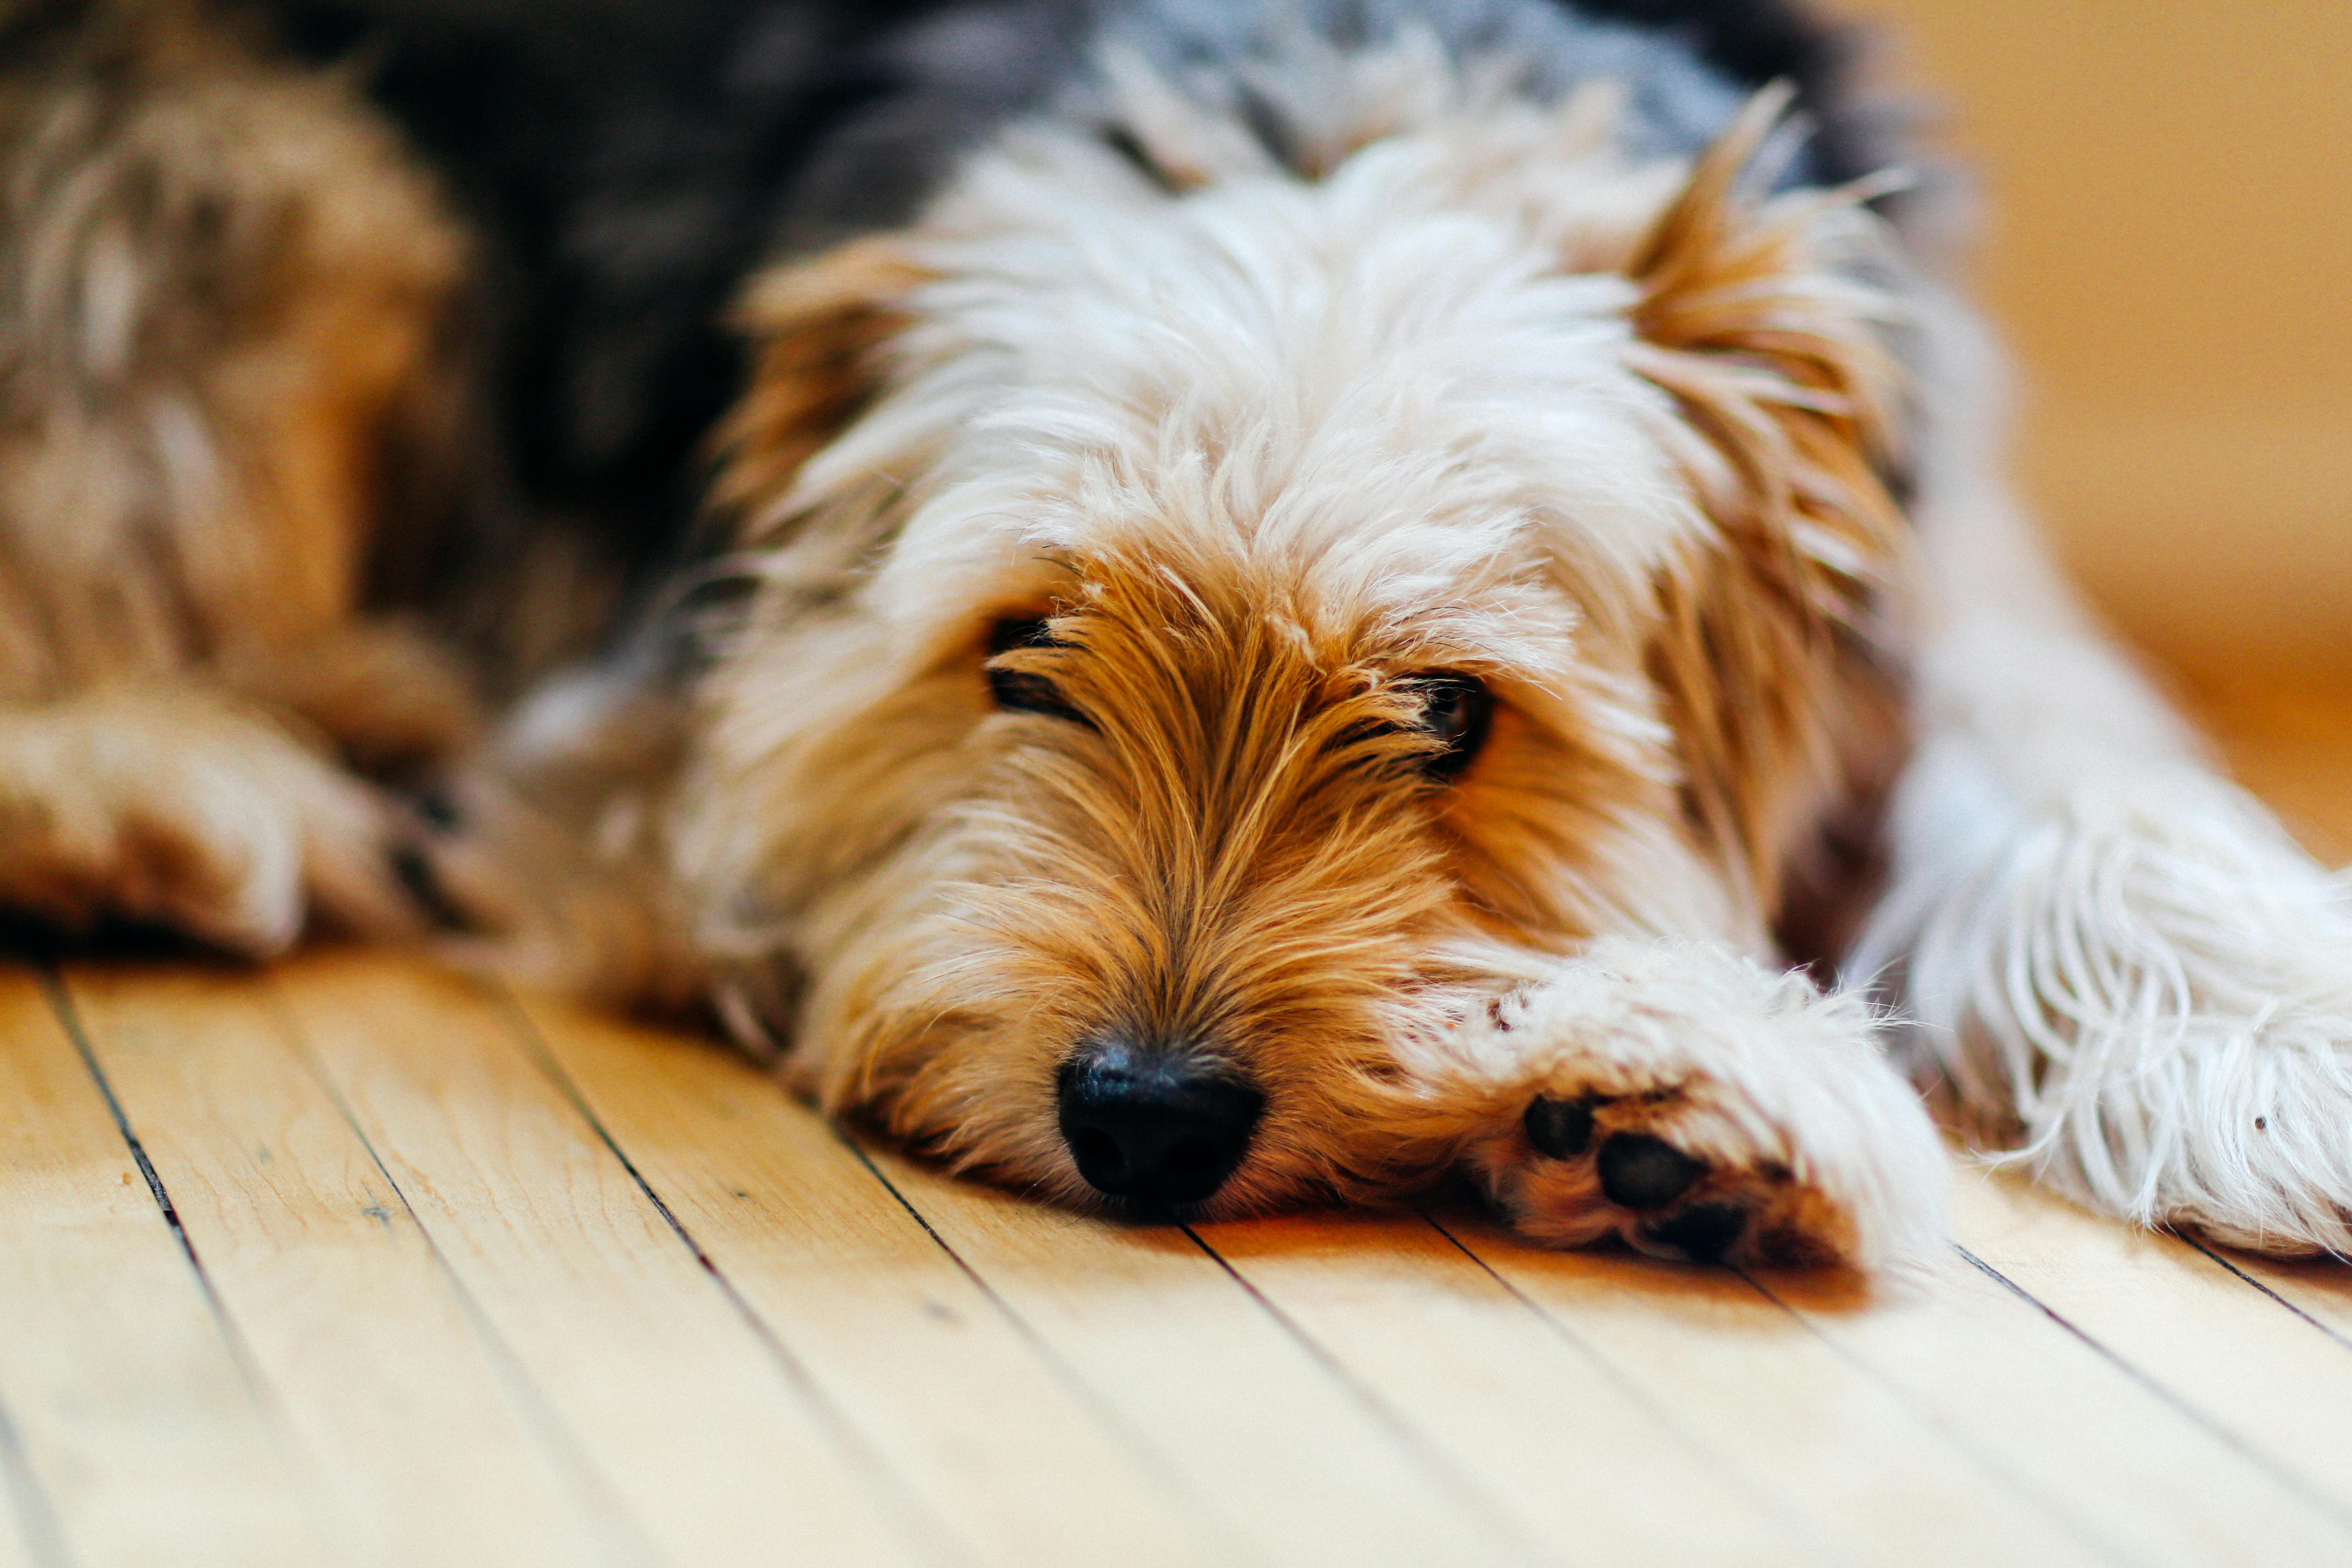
[4,0,2348,1271]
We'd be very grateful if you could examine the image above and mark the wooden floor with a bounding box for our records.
[2,675,2350,1568]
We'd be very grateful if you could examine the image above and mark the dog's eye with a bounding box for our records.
[986,617,1093,728]
[1408,673,1492,780]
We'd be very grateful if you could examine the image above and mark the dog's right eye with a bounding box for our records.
[1406,672,1493,781]
[986,617,1093,728]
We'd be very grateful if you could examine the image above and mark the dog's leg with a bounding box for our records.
[0,5,469,948]
[0,682,426,951]
[1854,301,2352,1257]
[1405,939,1949,1272]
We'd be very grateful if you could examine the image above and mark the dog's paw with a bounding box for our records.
[2068,986,2352,1261]
[1454,941,1949,1272]
[0,688,431,953]
[1481,1077,1851,1267]
[1899,779,2352,1259]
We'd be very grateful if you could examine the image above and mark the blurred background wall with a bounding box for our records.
[1841,0,2352,689]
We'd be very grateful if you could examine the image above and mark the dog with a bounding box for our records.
[4,0,2348,1272]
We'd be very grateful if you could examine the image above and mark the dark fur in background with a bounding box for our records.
[10,0,1877,691]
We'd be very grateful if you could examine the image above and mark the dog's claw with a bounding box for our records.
[409,784,464,832]
[388,839,475,933]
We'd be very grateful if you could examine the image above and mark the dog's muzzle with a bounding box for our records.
[1055,1038,1264,1206]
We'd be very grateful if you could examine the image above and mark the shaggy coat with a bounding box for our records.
[3,0,2347,1268]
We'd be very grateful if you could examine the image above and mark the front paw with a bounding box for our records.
[1484,1082,1835,1266]
[1456,942,1949,1272]
[0,694,425,954]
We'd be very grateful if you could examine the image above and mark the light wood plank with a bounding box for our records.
[56,962,625,1568]
[1434,1203,2104,1566]
[1749,1233,2352,1565]
[861,1147,1530,1568]
[0,967,343,1567]
[0,1398,54,1568]
[507,981,1225,1568]
[1953,1170,2352,1534]
[265,951,928,1568]
[1181,1206,1811,1564]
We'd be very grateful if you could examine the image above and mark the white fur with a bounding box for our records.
[1439,938,1949,1273]
[689,58,1752,974]
[1858,298,2352,1256]
[673,36,2352,1265]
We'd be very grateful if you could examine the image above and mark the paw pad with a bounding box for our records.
[1596,1133,1706,1210]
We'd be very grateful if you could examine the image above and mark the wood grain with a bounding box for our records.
[266,952,925,1568]
[862,1146,1564,1567]
[1952,1172,2352,1535]
[1432,1204,2109,1567]
[507,983,1230,1568]
[0,969,341,1567]
[1189,1205,1809,1564]
[1753,1200,2352,1566]
[53,961,624,1568]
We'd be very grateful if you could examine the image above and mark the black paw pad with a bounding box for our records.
[1523,1095,1599,1160]
[1597,1134,1706,1211]
[1643,1202,1747,1263]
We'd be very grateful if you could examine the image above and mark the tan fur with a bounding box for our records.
[1618,89,1909,927]
[0,0,470,945]
[0,680,424,947]
[9,7,2344,1271]
[801,539,1517,1207]
[714,238,934,532]
[0,9,1954,1267]
[639,69,1950,1270]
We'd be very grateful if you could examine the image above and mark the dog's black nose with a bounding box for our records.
[1056,1039,1263,1205]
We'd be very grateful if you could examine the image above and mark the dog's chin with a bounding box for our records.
[1082,1191,1218,1228]
[1061,1157,1318,1229]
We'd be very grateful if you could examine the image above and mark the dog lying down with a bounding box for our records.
[4,0,2348,1272]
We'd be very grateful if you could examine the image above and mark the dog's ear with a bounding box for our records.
[713,237,933,541]
[1621,88,1911,917]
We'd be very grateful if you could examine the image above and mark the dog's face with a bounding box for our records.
[682,76,1906,1216]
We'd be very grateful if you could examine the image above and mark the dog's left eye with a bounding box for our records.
[1408,673,1493,780]
[986,617,1093,728]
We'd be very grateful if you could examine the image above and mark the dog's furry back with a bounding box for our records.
[224,0,1887,679]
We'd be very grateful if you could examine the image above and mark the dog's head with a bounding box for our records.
[681,68,1908,1216]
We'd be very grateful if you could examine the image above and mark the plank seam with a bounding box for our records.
[1735,1267,2133,1568]
[39,972,265,1389]
[836,1132,1262,1567]
[41,969,375,1562]
[258,979,662,1568]
[1954,1243,2352,1539]
[492,990,967,1568]
[1419,1211,1827,1560]
[2181,1240,2352,1356]
[1177,1225,1555,1568]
